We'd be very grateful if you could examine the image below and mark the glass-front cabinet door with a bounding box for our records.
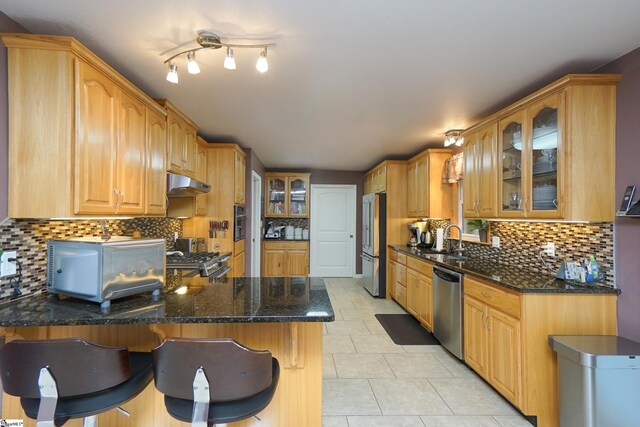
[267,176,287,217]
[526,93,562,218]
[498,112,526,217]
[289,175,309,217]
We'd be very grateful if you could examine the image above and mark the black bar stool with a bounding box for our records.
[0,338,153,426]
[152,338,280,426]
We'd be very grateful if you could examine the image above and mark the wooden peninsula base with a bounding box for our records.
[1,321,323,426]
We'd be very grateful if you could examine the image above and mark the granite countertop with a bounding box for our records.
[389,245,620,295]
[0,273,335,327]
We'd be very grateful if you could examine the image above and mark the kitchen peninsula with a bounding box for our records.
[0,275,334,426]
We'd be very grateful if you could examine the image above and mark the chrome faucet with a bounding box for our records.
[99,220,111,241]
[443,224,464,256]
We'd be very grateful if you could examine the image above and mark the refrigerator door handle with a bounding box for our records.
[360,253,373,260]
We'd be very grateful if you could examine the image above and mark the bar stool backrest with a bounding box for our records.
[0,338,131,398]
[152,338,273,402]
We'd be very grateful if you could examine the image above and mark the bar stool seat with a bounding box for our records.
[0,338,153,426]
[152,338,280,426]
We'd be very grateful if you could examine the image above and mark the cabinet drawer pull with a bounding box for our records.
[481,291,492,299]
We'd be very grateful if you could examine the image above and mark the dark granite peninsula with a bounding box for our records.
[0,274,334,427]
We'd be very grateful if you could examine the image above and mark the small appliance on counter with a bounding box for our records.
[175,237,205,254]
[265,222,285,239]
[294,227,303,240]
[47,237,165,310]
[408,220,431,248]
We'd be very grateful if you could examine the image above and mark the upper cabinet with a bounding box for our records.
[2,33,167,218]
[265,173,310,218]
[407,149,453,218]
[234,149,246,205]
[364,164,387,194]
[156,99,199,178]
[464,74,620,221]
[463,123,498,218]
[145,108,168,215]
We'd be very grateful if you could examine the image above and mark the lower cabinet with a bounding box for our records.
[232,239,245,278]
[263,241,309,277]
[464,277,522,408]
[388,249,434,332]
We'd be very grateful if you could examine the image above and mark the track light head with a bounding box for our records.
[256,49,269,73]
[187,52,200,74]
[166,63,178,84]
[224,47,236,70]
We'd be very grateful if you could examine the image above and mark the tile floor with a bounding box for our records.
[322,277,533,427]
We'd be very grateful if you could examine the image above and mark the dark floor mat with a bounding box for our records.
[375,314,440,345]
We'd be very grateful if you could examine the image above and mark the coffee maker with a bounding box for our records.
[408,220,431,247]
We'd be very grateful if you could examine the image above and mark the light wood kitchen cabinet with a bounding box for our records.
[407,149,452,218]
[262,241,309,277]
[387,257,397,300]
[2,33,168,218]
[406,268,420,316]
[265,173,310,218]
[364,164,387,194]
[145,108,167,215]
[395,262,407,308]
[157,99,199,178]
[167,138,210,217]
[463,277,522,409]
[234,149,246,205]
[463,123,497,218]
[464,74,620,221]
[233,247,245,278]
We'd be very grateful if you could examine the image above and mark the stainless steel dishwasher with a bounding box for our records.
[433,266,463,359]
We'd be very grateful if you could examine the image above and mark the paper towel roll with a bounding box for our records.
[435,228,444,251]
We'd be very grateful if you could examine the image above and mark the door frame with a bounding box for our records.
[251,171,262,277]
[310,184,357,277]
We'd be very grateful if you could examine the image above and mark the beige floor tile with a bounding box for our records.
[384,353,453,379]
[322,379,381,415]
[370,378,453,415]
[340,308,377,320]
[434,351,477,378]
[492,415,533,426]
[323,354,337,378]
[428,378,519,416]
[322,416,349,427]
[402,345,447,354]
[323,334,357,353]
[351,334,406,353]
[333,353,395,378]
[326,320,370,336]
[364,318,388,335]
[348,415,427,426]
[328,296,356,309]
[421,415,501,426]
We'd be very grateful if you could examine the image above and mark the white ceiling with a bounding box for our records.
[2,1,640,171]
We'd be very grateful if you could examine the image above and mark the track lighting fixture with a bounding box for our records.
[166,62,179,84]
[223,47,236,70]
[187,51,200,74]
[256,49,269,73]
[444,129,464,147]
[163,31,276,83]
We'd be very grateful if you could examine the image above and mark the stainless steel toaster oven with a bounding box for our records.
[46,237,165,309]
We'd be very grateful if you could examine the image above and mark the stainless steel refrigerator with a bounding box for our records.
[361,193,386,297]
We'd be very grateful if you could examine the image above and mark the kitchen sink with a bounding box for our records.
[420,253,468,263]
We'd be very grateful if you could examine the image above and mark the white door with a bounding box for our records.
[251,171,262,277]
[310,185,356,277]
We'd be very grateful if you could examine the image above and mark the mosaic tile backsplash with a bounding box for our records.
[463,221,614,286]
[0,218,182,301]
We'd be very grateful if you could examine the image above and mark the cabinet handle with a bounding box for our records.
[475,200,480,213]
[119,189,124,208]
[480,291,491,299]
[523,196,529,211]
[482,312,487,330]
[113,188,119,209]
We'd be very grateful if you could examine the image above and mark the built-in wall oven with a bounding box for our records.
[234,205,246,241]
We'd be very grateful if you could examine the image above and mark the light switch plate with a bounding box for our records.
[0,251,17,277]
[491,236,500,248]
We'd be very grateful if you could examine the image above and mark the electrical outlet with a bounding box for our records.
[491,236,500,248]
[542,242,555,257]
[0,251,17,277]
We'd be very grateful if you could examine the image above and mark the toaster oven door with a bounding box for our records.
[49,248,101,298]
